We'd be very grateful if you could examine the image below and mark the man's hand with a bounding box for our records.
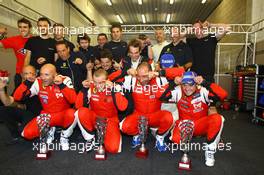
[0,27,7,35]
[82,80,92,88]
[194,76,204,85]
[148,71,159,79]
[113,61,121,70]
[127,68,137,77]
[174,76,182,85]
[37,57,46,64]
[105,80,113,88]
[54,75,64,85]
[202,21,210,28]
[86,62,94,71]
[74,58,83,65]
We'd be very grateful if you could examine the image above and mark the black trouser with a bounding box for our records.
[0,106,35,138]
[14,73,22,89]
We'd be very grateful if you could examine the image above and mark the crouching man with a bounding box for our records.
[75,69,128,153]
[164,71,228,167]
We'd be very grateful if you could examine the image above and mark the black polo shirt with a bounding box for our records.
[159,41,193,69]
[79,46,100,63]
[24,36,56,70]
[187,34,218,77]
[104,40,128,63]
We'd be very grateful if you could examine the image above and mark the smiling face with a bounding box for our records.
[129,46,141,62]
[100,57,112,71]
[18,22,30,37]
[53,26,64,40]
[40,64,56,87]
[182,83,197,96]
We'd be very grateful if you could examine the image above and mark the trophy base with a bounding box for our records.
[178,160,191,171]
[135,149,149,159]
[36,151,51,160]
[95,153,107,160]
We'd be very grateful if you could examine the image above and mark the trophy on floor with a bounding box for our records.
[95,116,107,160]
[135,116,148,159]
[178,120,195,170]
[36,113,51,160]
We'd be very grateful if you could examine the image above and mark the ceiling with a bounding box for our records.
[89,0,223,25]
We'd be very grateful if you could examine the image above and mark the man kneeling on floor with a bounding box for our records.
[162,71,228,167]
[14,64,77,151]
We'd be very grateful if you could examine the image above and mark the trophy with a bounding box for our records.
[135,116,148,159]
[178,120,195,171]
[95,116,107,160]
[36,113,51,160]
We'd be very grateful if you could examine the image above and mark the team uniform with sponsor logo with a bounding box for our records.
[13,76,77,150]
[75,83,128,153]
[168,77,227,166]
[120,67,184,151]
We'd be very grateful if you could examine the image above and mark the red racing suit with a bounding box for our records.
[13,76,77,139]
[75,83,128,153]
[120,67,184,136]
[169,82,228,144]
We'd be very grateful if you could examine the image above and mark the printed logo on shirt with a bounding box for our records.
[48,48,54,50]
[160,53,175,68]
[18,48,26,55]
[112,46,118,50]
[40,94,48,104]
[55,93,63,99]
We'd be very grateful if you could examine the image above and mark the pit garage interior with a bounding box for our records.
[0,0,264,175]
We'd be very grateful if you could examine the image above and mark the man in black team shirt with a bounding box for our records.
[77,33,100,64]
[104,24,128,70]
[0,65,42,145]
[53,23,75,52]
[55,41,86,92]
[187,20,230,82]
[24,17,56,71]
[159,27,192,70]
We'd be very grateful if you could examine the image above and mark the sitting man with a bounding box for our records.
[120,62,184,152]
[75,69,128,153]
[164,71,227,167]
[14,64,77,150]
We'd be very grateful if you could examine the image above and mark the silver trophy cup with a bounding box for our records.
[36,113,51,160]
[95,116,107,160]
[135,116,149,159]
[178,120,195,170]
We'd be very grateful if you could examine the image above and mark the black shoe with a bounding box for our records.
[5,137,23,146]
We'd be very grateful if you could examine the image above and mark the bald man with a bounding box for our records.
[120,62,184,152]
[14,64,77,150]
[0,65,42,145]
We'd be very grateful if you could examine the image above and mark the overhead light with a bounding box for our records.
[169,0,174,5]
[166,14,171,23]
[116,15,123,24]
[201,0,206,4]
[141,14,146,23]
[138,0,142,5]
[105,0,112,6]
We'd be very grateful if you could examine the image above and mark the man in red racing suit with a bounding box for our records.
[75,69,128,153]
[164,71,228,167]
[120,62,185,152]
